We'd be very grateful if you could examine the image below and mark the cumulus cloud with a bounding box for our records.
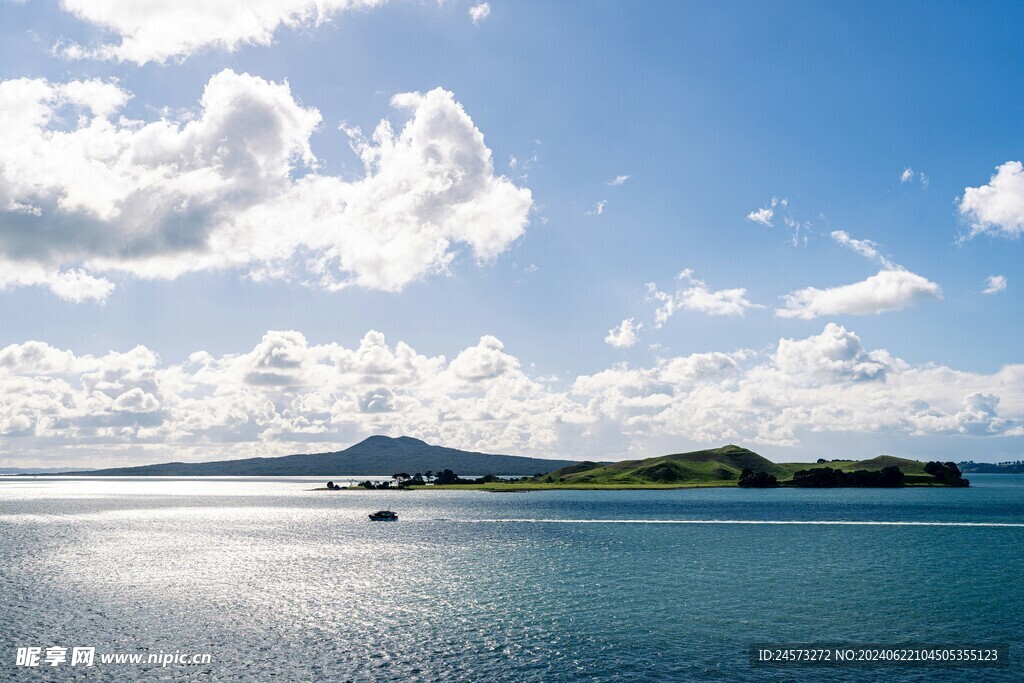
[646,269,761,326]
[56,0,387,65]
[468,2,491,25]
[0,71,532,298]
[777,231,941,319]
[777,270,941,319]
[772,323,891,383]
[605,318,641,349]
[448,336,518,381]
[586,200,607,216]
[606,175,630,187]
[959,161,1024,239]
[111,387,160,413]
[983,275,1007,295]
[2,324,1022,463]
[0,261,114,303]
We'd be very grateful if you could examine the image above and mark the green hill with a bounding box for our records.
[61,436,576,477]
[419,445,782,489]
[541,445,784,486]
[422,446,954,490]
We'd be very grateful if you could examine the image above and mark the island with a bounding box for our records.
[51,434,975,490]
[319,445,971,491]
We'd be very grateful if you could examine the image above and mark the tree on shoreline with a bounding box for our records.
[924,462,969,487]
[791,466,905,487]
[738,469,780,488]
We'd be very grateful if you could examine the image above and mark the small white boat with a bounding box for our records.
[368,510,398,521]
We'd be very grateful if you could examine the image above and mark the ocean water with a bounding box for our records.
[1,475,1021,681]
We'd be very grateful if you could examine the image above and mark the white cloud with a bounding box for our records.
[783,217,809,247]
[830,230,893,268]
[983,275,1007,295]
[646,269,761,325]
[586,200,607,216]
[605,318,641,349]
[448,335,517,381]
[747,197,804,245]
[2,324,1022,463]
[506,142,540,180]
[960,161,1024,239]
[0,261,115,303]
[777,230,941,319]
[900,167,928,187]
[0,71,532,298]
[111,387,160,413]
[43,269,116,303]
[56,0,387,65]
[606,175,630,187]
[777,269,942,319]
[468,2,491,25]
[746,207,773,226]
[772,322,891,383]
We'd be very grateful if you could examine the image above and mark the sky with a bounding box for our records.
[1,0,1023,467]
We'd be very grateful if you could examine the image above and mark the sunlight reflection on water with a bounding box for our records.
[2,476,1022,681]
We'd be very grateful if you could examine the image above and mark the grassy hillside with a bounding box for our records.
[545,445,784,486]
[419,447,949,490]
[421,445,783,490]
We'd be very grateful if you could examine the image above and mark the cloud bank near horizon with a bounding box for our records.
[1,324,1020,466]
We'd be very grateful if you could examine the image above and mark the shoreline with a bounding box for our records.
[311,481,960,492]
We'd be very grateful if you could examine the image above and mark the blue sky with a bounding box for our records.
[0,0,1022,467]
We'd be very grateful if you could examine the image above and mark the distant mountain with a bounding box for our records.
[1,467,96,475]
[63,436,578,477]
[959,461,1024,474]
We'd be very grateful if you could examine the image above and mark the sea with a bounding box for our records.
[1,474,1021,681]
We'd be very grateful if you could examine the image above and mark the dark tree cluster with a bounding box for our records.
[738,469,780,488]
[326,469,549,490]
[815,458,855,463]
[924,461,969,487]
[791,466,905,488]
[357,480,394,489]
[435,470,514,485]
[433,469,463,485]
[370,470,516,487]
